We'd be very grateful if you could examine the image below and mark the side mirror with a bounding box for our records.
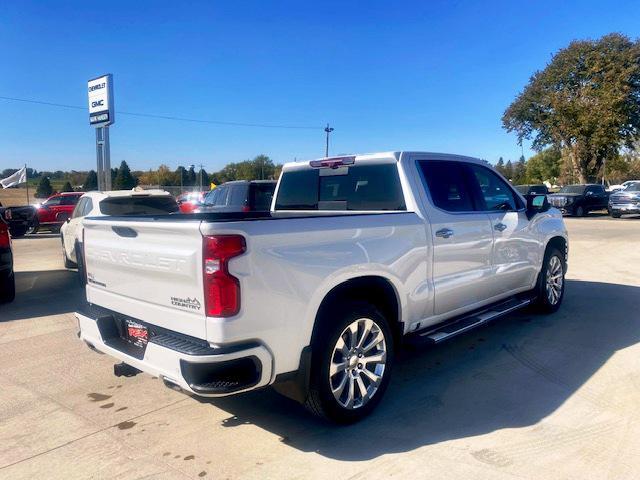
[66,217,71,223]
[526,194,550,220]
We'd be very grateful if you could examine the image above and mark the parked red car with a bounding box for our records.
[176,191,205,213]
[34,192,83,233]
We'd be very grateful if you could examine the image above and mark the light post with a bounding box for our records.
[324,123,334,157]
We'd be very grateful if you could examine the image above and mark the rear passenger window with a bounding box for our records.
[418,161,474,212]
[275,164,406,211]
[213,186,229,206]
[60,195,80,206]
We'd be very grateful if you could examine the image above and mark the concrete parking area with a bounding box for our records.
[1,216,639,480]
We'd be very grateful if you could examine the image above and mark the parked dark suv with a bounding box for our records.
[514,184,549,196]
[196,180,277,213]
[547,184,609,216]
[0,201,37,237]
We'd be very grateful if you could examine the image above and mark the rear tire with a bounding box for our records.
[75,240,86,287]
[0,271,16,303]
[305,301,394,423]
[531,247,565,313]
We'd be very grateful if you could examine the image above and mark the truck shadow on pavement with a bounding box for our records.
[0,269,83,322]
[204,279,640,461]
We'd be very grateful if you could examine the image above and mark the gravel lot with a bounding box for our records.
[1,215,639,480]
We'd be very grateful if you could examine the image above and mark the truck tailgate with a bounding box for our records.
[83,218,207,339]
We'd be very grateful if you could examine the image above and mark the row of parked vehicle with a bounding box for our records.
[0,180,279,303]
[515,181,640,218]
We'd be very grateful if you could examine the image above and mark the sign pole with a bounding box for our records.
[88,74,114,191]
[96,127,105,191]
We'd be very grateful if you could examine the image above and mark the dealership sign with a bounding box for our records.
[88,74,114,127]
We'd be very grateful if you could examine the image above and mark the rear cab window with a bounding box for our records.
[275,163,406,211]
[99,196,179,215]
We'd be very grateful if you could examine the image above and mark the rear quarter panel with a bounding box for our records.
[203,212,430,376]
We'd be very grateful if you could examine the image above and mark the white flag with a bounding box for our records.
[0,166,27,189]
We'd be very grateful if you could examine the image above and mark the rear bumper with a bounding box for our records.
[76,305,273,397]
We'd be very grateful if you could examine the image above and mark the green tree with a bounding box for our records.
[495,157,505,177]
[503,33,640,183]
[197,168,210,188]
[503,160,514,181]
[512,155,528,184]
[113,161,137,190]
[61,181,74,192]
[526,148,562,183]
[36,177,53,198]
[186,166,196,186]
[84,170,98,191]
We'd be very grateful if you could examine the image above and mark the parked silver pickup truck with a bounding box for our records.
[76,152,568,423]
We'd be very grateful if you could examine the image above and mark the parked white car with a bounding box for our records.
[60,189,178,270]
[607,180,640,192]
[76,152,568,423]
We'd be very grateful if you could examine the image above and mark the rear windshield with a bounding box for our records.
[250,183,276,210]
[99,196,179,215]
[559,185,586,194]
[275,164,406,211]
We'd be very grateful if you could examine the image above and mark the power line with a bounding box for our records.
[0,95,322,130]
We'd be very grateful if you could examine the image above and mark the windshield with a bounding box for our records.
[99,196,179,215]
[559,185,586,194]
[623,183,640,192]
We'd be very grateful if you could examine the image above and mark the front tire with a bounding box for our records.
[532,247,566,313]
[574,205,585,217]
[305,301,395,423]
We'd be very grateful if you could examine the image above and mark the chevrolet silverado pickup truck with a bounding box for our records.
[76,152,568,423]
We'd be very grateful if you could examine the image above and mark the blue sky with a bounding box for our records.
[1,0,639,172]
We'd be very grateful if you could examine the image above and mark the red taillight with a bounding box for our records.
[241,205,250,212]
[203,235,246,317]
[0,222,10,249]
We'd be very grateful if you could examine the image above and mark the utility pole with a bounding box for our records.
[198,163,204,190]
[324,123,334,157]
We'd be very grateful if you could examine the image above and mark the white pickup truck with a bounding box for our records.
[76,152,568,423]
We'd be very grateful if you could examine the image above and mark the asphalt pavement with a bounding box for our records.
[1,216,639,479]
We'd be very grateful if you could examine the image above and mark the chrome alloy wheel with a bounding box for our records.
[546,255,564,305]
[329,318,387,410]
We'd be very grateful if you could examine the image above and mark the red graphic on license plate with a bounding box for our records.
[127,322,148,347]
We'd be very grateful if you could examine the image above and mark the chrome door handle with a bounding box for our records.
[494,223,507,232]
[435,228,454,238]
